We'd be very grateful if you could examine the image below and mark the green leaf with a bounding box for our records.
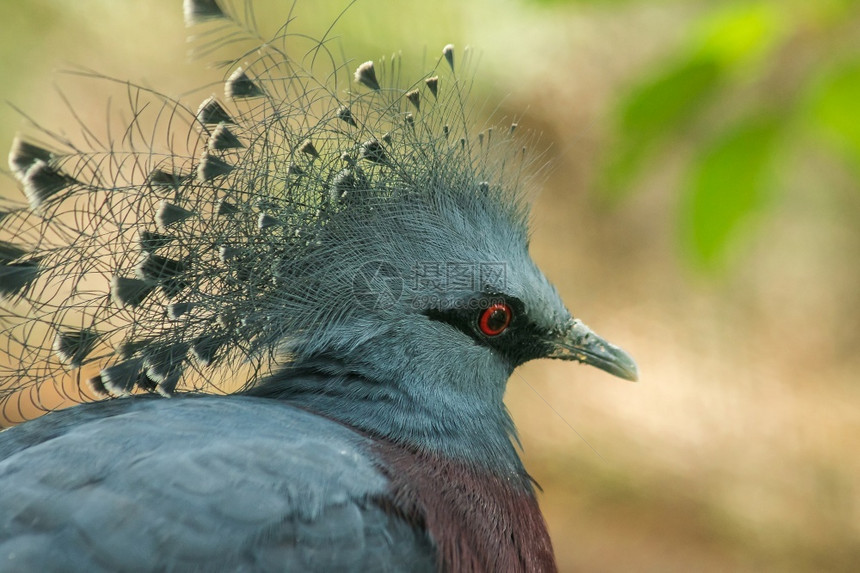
[619,57,722,137]
[810,60,860,168]
[601,56,723,199]
[681,116,783,268]
[696,3,786,69]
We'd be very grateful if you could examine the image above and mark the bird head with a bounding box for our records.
[275,178,637,394]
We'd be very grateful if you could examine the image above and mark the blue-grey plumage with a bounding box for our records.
[0,397,434,571]
[0,0,637,570]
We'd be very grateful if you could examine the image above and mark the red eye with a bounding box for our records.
[478,303,512,336]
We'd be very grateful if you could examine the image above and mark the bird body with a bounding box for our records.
[0,1,637,570]
[0,393,555,571]
[0,396,436,571]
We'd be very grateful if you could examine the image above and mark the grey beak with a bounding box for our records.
[548,319,638,381]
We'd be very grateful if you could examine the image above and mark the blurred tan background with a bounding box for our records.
[2,1,858,571]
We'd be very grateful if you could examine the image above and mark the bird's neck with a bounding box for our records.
[249,357,528,481]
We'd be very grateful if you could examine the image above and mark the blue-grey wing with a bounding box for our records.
[0,397,434,572]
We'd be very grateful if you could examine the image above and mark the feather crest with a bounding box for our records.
[0,1,540,424]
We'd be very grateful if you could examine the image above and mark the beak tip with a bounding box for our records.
[604,349,638,382]
[623,364,639,382]
[615,348,639,382]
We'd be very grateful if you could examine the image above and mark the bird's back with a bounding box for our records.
[0,396,435,571]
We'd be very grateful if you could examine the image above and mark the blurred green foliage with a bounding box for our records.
[682,114,783,264]
[599,0,860,269]
[812,60,860,169]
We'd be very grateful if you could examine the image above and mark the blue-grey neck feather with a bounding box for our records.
[253,359,525,478]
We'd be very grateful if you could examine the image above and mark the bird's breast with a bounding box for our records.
[370,439,557,573]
